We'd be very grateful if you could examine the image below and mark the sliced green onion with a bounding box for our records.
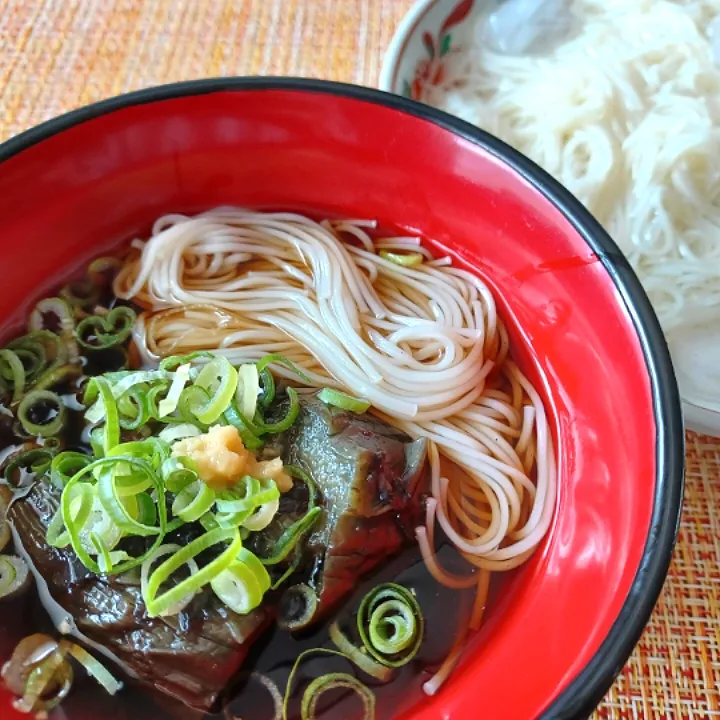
[0,555,31,600]
[10,329,67,377]
[258,367,275,408]
[161,456,199,494]
[0,491,10,553]
[159,351,213,371]
[172,480,216,523]
[97,468,160,538]
[143,527,242,617]
[223,402,264,450]
[236,363,260,420]
[329,622,394,682]
[210,548,270,614]
[62,456,167,575]
[318,388,370,413]
[61,278,99,308]
[215,476,278,515]
[0,350,25,403]
[47,482,95,548]
[85,377,120,453]
[50,452,91,490]
[271,548,303,591]
[379,250,424,267]
[301,674,375,720]
[278,584,318,631]
[283,649,375,720]
[3,448,54,487]
[254,387,300,434]
[191,356,239,424]
[75,306,136,350]
[29,297,74,333]
[87,256,123,286]
[28,298,77,361]
[17,390,66,437]
[89,427,105,458]
[31,363,82,393]
[84,370,170,423]
[158,363,192,417]
[116,386,152,430]
[357,583,424,668]
[242,494,280,532]
[158,423,201,444]
[91,531,113,573]
[259,506,322,566]
[285,465,318,509]
[177,385,212,427]
[140,544,200,617]
[0,349,26,403]
[17,648,72,714]
[257,353,310,383]
[62,641,123,695]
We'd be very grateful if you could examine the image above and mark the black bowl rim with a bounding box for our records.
[0,77,685,719]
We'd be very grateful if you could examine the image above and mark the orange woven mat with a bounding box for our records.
[0,2,718,718]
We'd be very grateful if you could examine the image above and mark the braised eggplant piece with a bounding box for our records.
[261,393,428,619]
[7,484,271,711]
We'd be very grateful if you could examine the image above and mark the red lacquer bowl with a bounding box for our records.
[0,79,684,720]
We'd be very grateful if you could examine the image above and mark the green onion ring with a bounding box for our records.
[0,349,26,403]
[257,353,310,382]
[283,648,375,720]
[61,456,167,575]
[301,674,375,720]
[50,452,91,490]
[172,480,216,523]
[61,641,123,695]
[47,482,94,548]
[89,377,120,453]
[3,448,54,487]
[190,356,238,424]
[223,402,264,450]
[210,548,270,614]
[143,527,242,617]
[254,387,300,434]
[75,306,135,350]
[356,583,424,668]
[318,388,371,413]
[258,506,322,566]
[61,278,99,308]
[258,367,275,408]
[159,351,214,371]
[329,622,394,682]
[17,390,66,437]
[161,456,199,494]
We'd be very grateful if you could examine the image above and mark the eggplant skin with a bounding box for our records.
[274,393,429,617]
[7,484,270,712]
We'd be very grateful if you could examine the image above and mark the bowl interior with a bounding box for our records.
[0,82,665,720]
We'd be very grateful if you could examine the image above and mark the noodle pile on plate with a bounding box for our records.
[428,0,720,341]
[115,208,557,687]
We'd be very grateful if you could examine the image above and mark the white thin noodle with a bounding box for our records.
[116,208,556,591]
[428,0,720,341]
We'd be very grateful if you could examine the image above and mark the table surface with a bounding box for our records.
[0,1,718,718]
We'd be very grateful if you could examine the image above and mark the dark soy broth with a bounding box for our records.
[0,250,495,720]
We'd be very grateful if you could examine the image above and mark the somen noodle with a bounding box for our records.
[114,208,557,686]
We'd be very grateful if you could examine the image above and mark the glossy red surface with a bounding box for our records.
[0,85,659,720]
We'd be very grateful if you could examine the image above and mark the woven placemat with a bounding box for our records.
[1,1,718,718]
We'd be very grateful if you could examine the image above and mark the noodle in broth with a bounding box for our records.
[115,208,557,686]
